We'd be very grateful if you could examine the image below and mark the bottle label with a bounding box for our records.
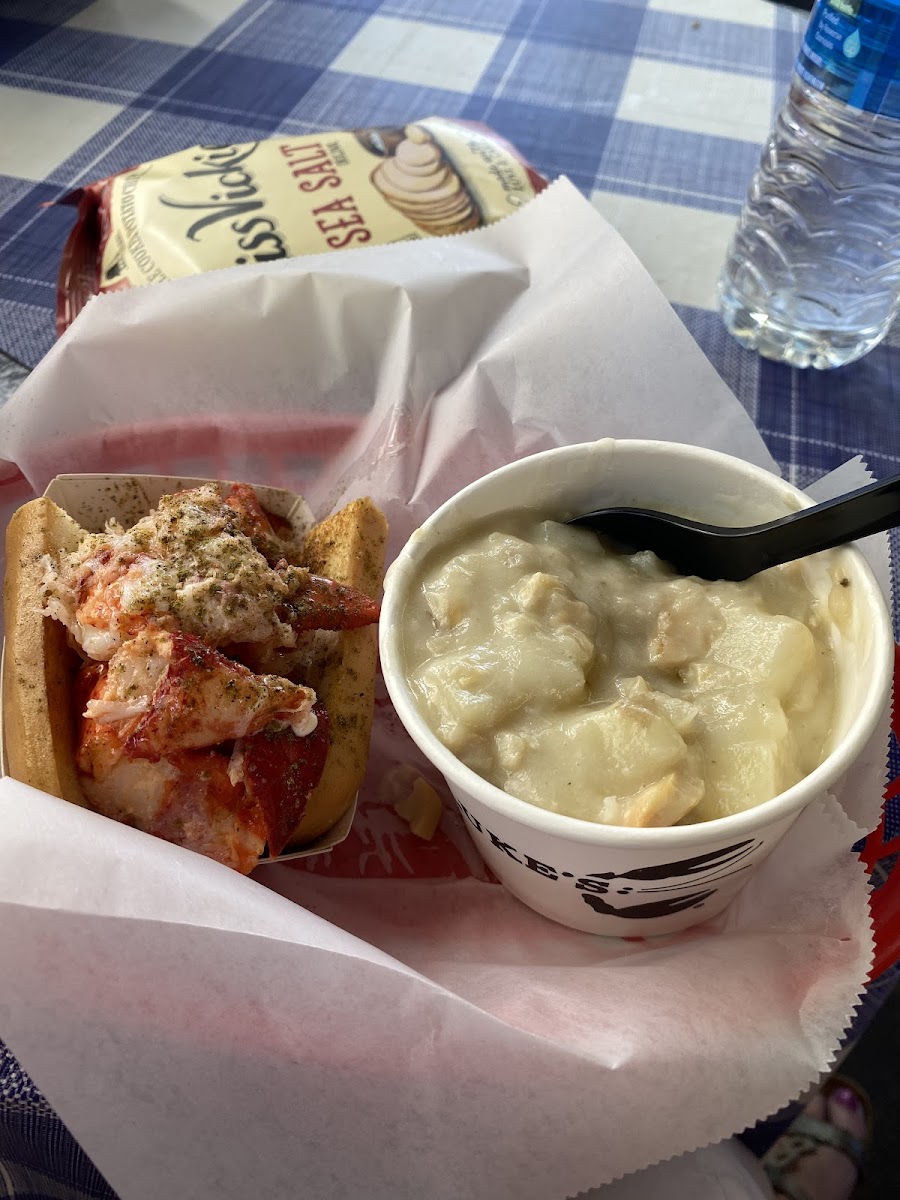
[797,0,900,118]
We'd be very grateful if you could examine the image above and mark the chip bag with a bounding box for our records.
[56,117,547,335]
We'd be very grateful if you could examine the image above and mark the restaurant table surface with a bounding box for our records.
[1,1,900,1197]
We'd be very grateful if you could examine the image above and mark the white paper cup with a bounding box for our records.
[380,439,893,936]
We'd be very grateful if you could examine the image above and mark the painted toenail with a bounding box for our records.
[831,1086,861,1111]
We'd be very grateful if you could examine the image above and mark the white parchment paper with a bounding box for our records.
[0,179,887,1200]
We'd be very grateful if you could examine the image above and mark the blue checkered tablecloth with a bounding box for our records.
[2,0,900,1197]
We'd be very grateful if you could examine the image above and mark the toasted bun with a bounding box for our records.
[291,497,388,844]
[3,498,89,807]
[2,489,388,853]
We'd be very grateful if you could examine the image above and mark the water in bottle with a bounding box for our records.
[718,0,900,369]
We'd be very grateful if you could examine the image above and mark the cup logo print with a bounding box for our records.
[455,799,761,920]
[574,840,760,919]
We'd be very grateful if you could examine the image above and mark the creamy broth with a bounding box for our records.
[402,516,837,826]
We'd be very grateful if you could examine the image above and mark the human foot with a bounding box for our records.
[763,1077,871,1200]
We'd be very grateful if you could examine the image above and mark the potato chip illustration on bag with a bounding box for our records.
[369,124,482,237]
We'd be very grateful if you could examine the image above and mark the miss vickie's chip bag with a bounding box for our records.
[56,117,548,335]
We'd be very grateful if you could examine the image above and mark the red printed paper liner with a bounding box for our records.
[259,790,874,1193]
[860,642,900,981]
[0,776,875,1198]
[0,418,891,1193]
[2,417,896,981]
[275,678,492,884]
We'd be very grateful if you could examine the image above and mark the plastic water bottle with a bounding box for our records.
[718,0,900,369]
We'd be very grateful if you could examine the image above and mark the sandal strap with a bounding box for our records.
[789,1114,866,1167]
[763,1112,867,1200]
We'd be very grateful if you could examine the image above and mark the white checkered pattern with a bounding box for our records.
[615,57,775,142]
[0,84,121,180]
[648,0,776,28]
[331,14,502,92]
